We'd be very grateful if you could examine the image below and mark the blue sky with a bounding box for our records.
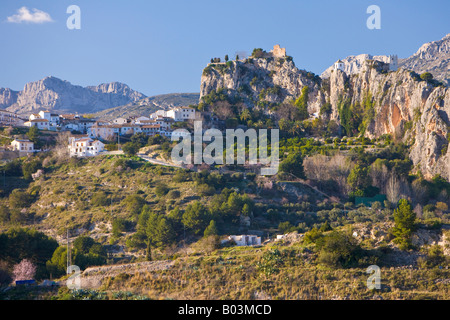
[0,0,449,96]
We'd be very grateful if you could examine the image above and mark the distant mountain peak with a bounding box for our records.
[401,33,450,85]
[0,77,146,115]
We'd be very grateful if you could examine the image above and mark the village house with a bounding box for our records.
[28,111,60,131]
[29,113,41,121]
[59,115,96,134]
[24,119,49,130]
[134,116,150,123]
[224,235,262,246]
[153,117,174,130]
[38,110,60,125]
[141,124,164,136]
[149,107,197,122]
[68,136,105,157]
[88,124,117,140]
[113,118,128,125]
[149,110,168,119]
[166,107,197,122]
[10,139,34,153]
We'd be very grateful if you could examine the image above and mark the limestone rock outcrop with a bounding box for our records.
[200,44,450,181]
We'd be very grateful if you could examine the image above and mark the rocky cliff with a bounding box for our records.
[0,76,146,115]
[322,34,450,86]
[328,61,449,180]
[200,56,324,113]
[200,44,450,181]
[0,88,19,109]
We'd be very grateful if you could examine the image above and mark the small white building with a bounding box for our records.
[11,139,34,152]
[68,137,105,157]
[226,235,261,246]
[388,55,398,71]
[113,118,128,125]
[134,116,151,124]
[24,119,49,130]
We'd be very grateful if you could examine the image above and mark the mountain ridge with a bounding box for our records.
[321,33,450,86]
[0,76,146,115]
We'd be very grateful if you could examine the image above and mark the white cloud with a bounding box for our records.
[6,7,54,24]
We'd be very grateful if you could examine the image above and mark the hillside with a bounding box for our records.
[0,129,449,300]
[89,93,200,121]
[0,76,146,115]
[200,44,450,181]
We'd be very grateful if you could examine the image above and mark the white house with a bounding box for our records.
[60,116,96,134]
[134,116,151,124]
[24,119,49,130]
[166,107,196,122]
[88,124,117,140]
[29,111,59,129]
[113,118,128,125]
[140,124,162,136]
[68,137,105,157]
[11,139,34,152]
[39,111,60,124]
[153,117,174,130]
[29,113,41,121]
[149,110,168,119]
[226,235,261,246]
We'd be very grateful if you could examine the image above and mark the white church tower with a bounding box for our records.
[334,59,345,72]
[388,55,398,71]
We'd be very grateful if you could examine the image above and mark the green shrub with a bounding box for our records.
[91,192,109,207]
[155,184,169,197]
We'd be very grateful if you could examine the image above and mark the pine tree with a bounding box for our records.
[392,199,416,250]
[155,218,175,248]
[203,220,218,237]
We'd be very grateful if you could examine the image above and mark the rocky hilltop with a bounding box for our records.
[400,33,450,86]
[322,34,450,86]
[200,50,324,113]
[200,43,450,181]
[0,76,146,115]
[321,54,391,79]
